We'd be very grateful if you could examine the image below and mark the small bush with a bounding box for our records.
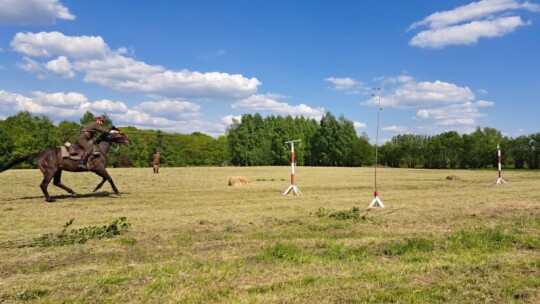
[7,217,132,248]
[383,237,435,256]
[315,207,330,217]
[16,288,49,301]
[447,227,515,252]
[316,207,372,221]
[259,242,311,264]
[119,237,137,246]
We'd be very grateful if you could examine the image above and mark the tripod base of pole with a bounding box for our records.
[283,185,301,196]
[368,191,384,208]
[495,177,507,185]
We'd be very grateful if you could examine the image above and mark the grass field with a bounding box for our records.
[0,166,539,303]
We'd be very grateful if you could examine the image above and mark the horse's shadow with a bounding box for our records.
[15,191,130,202]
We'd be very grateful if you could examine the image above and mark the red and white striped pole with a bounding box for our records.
[284,139,301,196]
[496,143,507,185]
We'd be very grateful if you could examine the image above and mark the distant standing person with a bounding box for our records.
[152,150,161,173]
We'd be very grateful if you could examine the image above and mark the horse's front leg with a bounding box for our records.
[53,170,77,197]
[40,172,55,202]
[94,169,120,195]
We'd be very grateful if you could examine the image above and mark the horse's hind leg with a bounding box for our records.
[40,172,55,202]
[53,170,77,197]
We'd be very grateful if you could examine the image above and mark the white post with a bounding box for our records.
[283,140,301,196]
[368,88,384,208]
[496,143,507,185]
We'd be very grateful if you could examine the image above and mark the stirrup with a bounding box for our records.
[78,162,88,170]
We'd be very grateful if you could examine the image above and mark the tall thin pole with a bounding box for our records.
[374,88,381,193]
[368,88,384,208]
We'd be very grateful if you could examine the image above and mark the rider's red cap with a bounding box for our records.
[95,117,104,121]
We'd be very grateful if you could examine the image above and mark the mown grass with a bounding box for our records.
[0,166,539,303]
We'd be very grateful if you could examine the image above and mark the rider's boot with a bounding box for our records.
[78,153,89,170]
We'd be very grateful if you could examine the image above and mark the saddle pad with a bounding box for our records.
[60,146,69,158]
[60,146,81,160]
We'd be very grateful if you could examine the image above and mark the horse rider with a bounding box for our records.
[77,117,110,170]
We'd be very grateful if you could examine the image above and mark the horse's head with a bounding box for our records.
[106,126,132,146]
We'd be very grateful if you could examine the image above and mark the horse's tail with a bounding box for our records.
[0,153,40,173]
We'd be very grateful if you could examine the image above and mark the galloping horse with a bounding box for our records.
[0,127,131,202]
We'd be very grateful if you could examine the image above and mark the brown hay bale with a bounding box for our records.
[228,176,251,186]
[446,175,461,181]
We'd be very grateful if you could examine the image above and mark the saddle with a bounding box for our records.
[60,142,101,161]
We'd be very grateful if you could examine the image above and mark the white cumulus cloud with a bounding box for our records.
[354,121,367,129]
[325,77,368,94]
[410,16,530,48]
[0,90,31,107]
[87,99,129,114]
[382,125,411,134]
[11,31,109,59]
[45,56,75,78]
[11,31,261,100]
[32,91,87,107]
[408,0,539,48]
[363,76,474,108]
[0,0,75,24]
[15,56,44,74]
[414,101,494,126]
[232,94,325,120]
[0,89,130,120]
[133,100,200,120]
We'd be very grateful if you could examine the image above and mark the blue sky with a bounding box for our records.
[0,0,539,141]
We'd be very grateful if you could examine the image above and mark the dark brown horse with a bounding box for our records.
[0,127,131,202]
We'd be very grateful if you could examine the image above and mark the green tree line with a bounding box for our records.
[378,128,540,169]
[0,111,538,169]
[0,111,228,168]
[227,112,372,166]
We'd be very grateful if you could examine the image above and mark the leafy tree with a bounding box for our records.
[508,136,530,169]
[379,140,401,168]
[351,135,373,166]
[214,135,230,166]
[79,111,96,125]
[57,120,81,145]
[227,114,251,166]
[390,134,422,168]
[465,127,502,169]
[439,131,463,169]
[529,133,540,169]
[298,117,320,166]
[0,127,14,165]
[0,111,57,168]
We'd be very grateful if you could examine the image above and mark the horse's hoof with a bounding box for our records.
[45,198,55,203]
[71,193,77,197]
